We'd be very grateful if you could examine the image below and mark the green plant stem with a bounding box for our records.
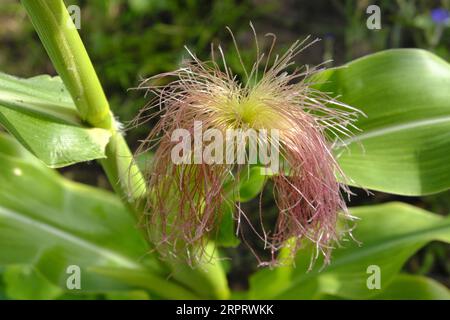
[99,134,146,213]
[21,0,145,213]
[21,0,230,299]
[21,0,110,128]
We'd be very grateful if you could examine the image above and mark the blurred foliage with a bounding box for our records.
[0,0,449,291]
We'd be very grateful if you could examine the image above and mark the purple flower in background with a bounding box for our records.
[431,8,450,24]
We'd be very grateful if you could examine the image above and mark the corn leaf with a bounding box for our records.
[248,202,450,299]
[0,73,111,167]
[314,49,450,195]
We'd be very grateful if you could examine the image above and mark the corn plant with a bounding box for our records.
[0,1,449,300]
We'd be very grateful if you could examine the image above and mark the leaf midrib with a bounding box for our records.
[336,115,450,148]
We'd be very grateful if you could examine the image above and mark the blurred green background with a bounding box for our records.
[0,0,449,291]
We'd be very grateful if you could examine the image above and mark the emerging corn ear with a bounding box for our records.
[134,27,363,267]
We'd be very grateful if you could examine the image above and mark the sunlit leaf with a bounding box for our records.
[372,274,450,300]
[248,202,450,299]
[0,133,201,299]
[314,49,450,195]
[0,73,111,167]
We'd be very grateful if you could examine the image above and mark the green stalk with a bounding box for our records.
[20,0,145,211]
[21,0,229,299]
[21,0,110,128]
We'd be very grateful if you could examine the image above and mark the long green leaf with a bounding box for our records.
[0,72,111,168]
[0,73,79,124]
[314,49,450,195]
[248,202,450,299]
[372,274,450,300]
[0,133,199,299]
